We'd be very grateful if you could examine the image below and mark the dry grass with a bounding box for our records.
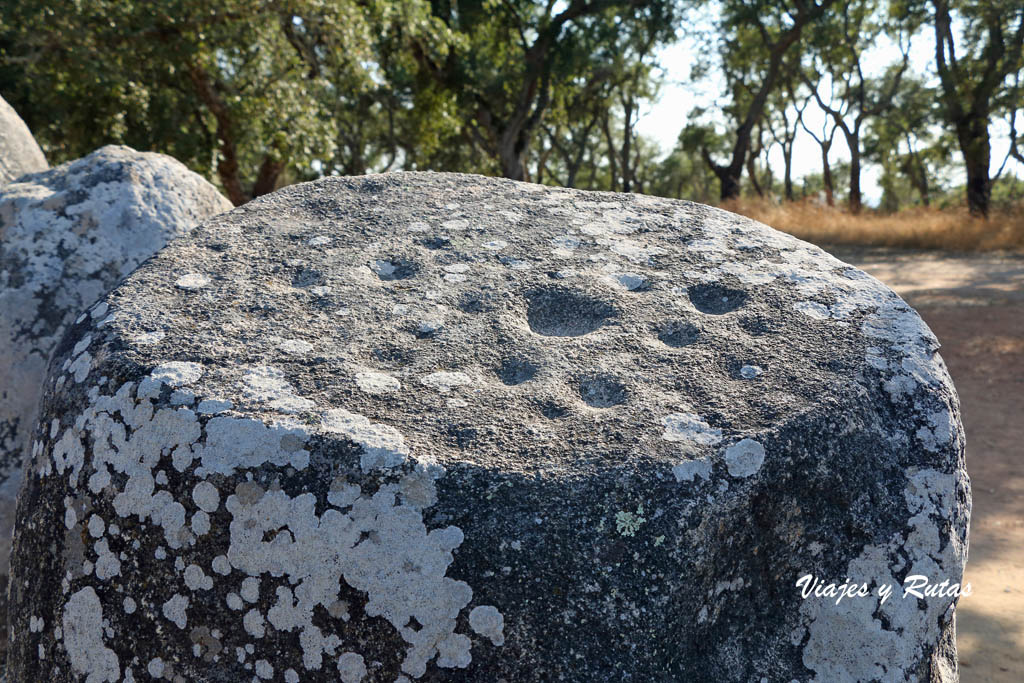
[721,198,1024,252]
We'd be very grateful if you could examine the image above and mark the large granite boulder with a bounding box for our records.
[0,97,47,185]
[0,146,231,631]
[9,173,968,682]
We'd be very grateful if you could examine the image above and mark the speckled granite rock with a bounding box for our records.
[0,145,231,640]
[0,97,47,185]
[9,173,968,682]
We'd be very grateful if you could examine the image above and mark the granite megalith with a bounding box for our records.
[9,173,969,681]
[0,96,48,185]
[0,145,232,642]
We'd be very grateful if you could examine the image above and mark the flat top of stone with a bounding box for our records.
[96,171,935,473]
[0,95,48,185]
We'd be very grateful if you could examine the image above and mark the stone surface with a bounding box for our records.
[0,96,47,185]
[0,145,231,623]
[9,173,969,682]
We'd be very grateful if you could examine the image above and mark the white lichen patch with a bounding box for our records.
[793,301,831,320]
[175,273,211,290]
[278,339,314,355]
[62,586,120,682]
[440,218,469,231]
[192,481,220,512]
[606,272,648,291]
[799,468,965,682]
[147,658,164,677]
[239,366,315,414]
[355,371,402,395]
[69,352,93,384]
[420,371,472,393]
[615,505,646,537]
[740,365,764,379]
[672,458,713,483]
[661,413,722,447]
[255,659,274,679]
[151,361,204,388]
[226,479,486,677]
[469,606,505,646]
[195,416,310,476]
[184,564,214,591]
[162,593,189,629]
[197,398,233,414]
[337,652,367,682]
[321,408,409,471]
[724,439,766,478]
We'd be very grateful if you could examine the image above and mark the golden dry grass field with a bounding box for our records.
[725,199,1024,252]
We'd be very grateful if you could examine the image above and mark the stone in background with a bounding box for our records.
[9,173,968,681]
[0,96,47,185]
[0,145,231,652]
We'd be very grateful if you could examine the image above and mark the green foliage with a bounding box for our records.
[1,0,1021,217]
[0,0,455,203]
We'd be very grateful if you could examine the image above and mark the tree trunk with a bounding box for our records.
[602,113,619,192]
[958,118,992,216]
[783,148,794,201]
[499,131,528,181]
[252,155,285,199]
[964,155,991,216]
[930,0,1021,217]
[621,99,633,193]
[747,150,763,197]
[821,142,834,206]
[848,143,862,214]
[916,157,931,207]
[188,64,247,206]
[718,170,741,201]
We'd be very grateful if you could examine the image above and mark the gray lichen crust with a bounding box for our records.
[10,173,969,682]
[0,96,47,185]
[0,145,231,607]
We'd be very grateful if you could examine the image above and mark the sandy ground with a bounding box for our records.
[828,247,1024,683]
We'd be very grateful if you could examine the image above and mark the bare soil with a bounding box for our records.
[828,247,1024,683]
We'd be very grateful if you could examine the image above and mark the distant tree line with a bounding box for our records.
[1,0,1021,216]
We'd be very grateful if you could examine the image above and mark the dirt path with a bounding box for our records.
[828,247,1024,683]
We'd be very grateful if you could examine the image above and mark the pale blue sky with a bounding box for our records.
[636,31,1023,204]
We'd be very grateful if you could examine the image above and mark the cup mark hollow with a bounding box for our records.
[526,288,615,337]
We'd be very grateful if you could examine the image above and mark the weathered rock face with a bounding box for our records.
[0,97,47,185]
[0,146,231,609]
[9,173,968,682]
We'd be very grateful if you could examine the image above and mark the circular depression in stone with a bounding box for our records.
[496,358,538,386]
[656,321,701,348]
[525,288,616,337]
[688,283,748,314]
[577,375,627,408]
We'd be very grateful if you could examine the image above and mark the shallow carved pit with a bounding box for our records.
[496,358,538,386]
[577,375,627,408]
[687,283,748,314]
[525,288,615,337]
[656,320,701,348]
